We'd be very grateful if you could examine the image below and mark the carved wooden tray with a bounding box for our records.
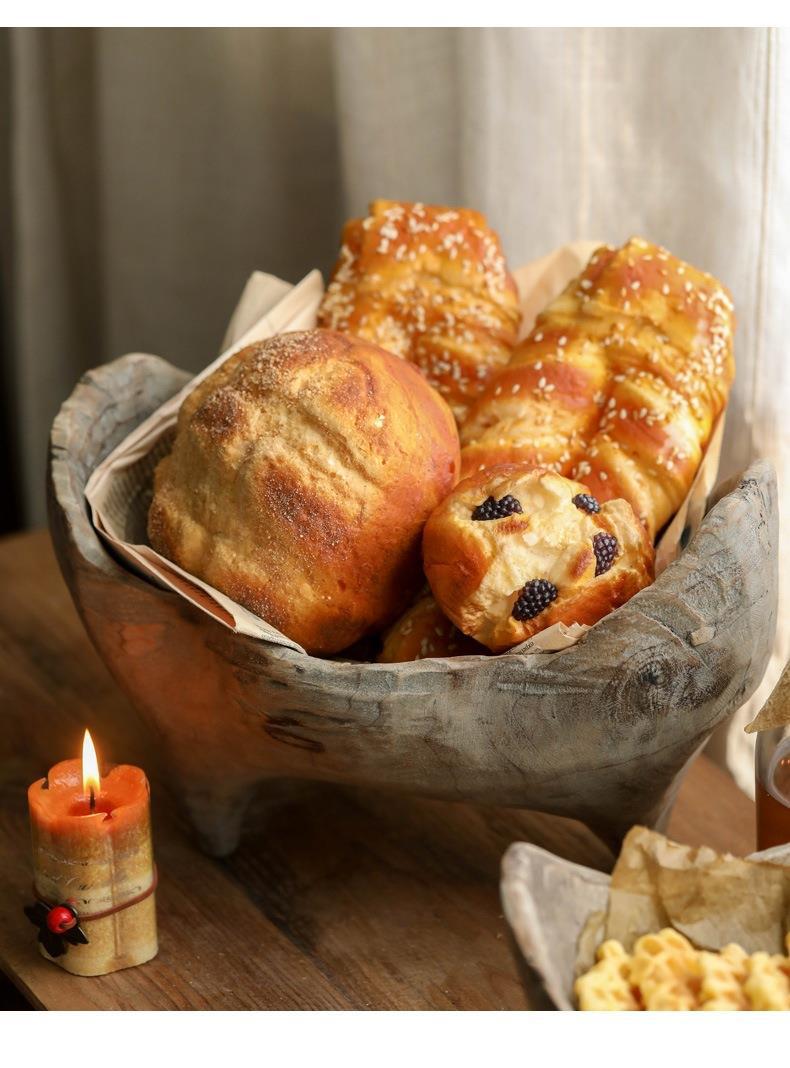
[48,353,778,855]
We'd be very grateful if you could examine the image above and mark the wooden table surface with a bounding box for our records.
[0,529,757,1010]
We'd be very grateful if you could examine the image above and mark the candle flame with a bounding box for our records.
[82,729,101,798]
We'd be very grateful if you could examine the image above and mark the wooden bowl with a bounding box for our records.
[48,354,778,856]
[500,841,790,1010]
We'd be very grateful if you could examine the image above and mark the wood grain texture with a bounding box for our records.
[47,354,778,857]
[0,529,757,1009]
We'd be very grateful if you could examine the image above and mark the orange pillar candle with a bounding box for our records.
[27,730,157,976]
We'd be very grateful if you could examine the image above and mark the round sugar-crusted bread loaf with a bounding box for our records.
[423,464,654,652]
[148,329,461,655]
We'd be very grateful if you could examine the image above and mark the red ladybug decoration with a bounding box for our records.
[46,905,77,934]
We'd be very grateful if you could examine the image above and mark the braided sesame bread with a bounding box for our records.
[423,465,654,653]
[376,592,486,663]
[317,200,521,421]
[148,329,461,656]
[460,238,735,539]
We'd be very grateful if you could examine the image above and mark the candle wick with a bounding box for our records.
[89,786,96,812]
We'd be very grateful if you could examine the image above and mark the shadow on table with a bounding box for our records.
[1,971,31,1010]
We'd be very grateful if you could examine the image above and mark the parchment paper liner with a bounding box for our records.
[746,660,790,734]
[84,242,725,658]
[501,827,790,1011]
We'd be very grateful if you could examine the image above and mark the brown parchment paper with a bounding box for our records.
[83,243,725,657]
[746,660,790,734]
[576,827,790,976]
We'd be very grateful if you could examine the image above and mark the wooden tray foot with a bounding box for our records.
[180,781,259,857]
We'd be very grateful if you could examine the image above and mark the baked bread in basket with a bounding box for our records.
[461,237,735,538]
[317,199,521,421]
[423,465,654,653]
[148,329,460,655]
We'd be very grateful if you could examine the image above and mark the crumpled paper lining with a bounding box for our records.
[575,826,790,977]
[84,243,725,659]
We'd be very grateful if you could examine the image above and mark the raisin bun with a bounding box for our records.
[423,464,654,653]
[148,329,460,655]
[376,593,486,663]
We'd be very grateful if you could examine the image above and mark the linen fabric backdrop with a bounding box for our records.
[1,26,787,791]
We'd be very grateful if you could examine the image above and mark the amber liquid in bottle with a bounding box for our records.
[756,748,790,851]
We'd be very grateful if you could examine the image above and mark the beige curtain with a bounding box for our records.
[5,27,345,528]
[4,27,787,787]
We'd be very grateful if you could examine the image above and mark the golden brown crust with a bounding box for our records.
[376,593,486,663]
[148,329,461,655]
[317,200,521,421]
[423,464,655,653]
[460,238,735,538]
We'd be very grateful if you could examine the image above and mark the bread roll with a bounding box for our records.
[377,593,486,663]
[149,329,461,655]
[317,200,521,421]
[423,464,654,652]
[460,238,735,538]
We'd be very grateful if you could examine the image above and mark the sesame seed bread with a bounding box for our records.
[148,329,461,656]
[376,592,486,663]
[460,238,735,539]
[316,200,521,421]
[423,465,655,653]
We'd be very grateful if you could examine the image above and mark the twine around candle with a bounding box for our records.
[32,865,158,922]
